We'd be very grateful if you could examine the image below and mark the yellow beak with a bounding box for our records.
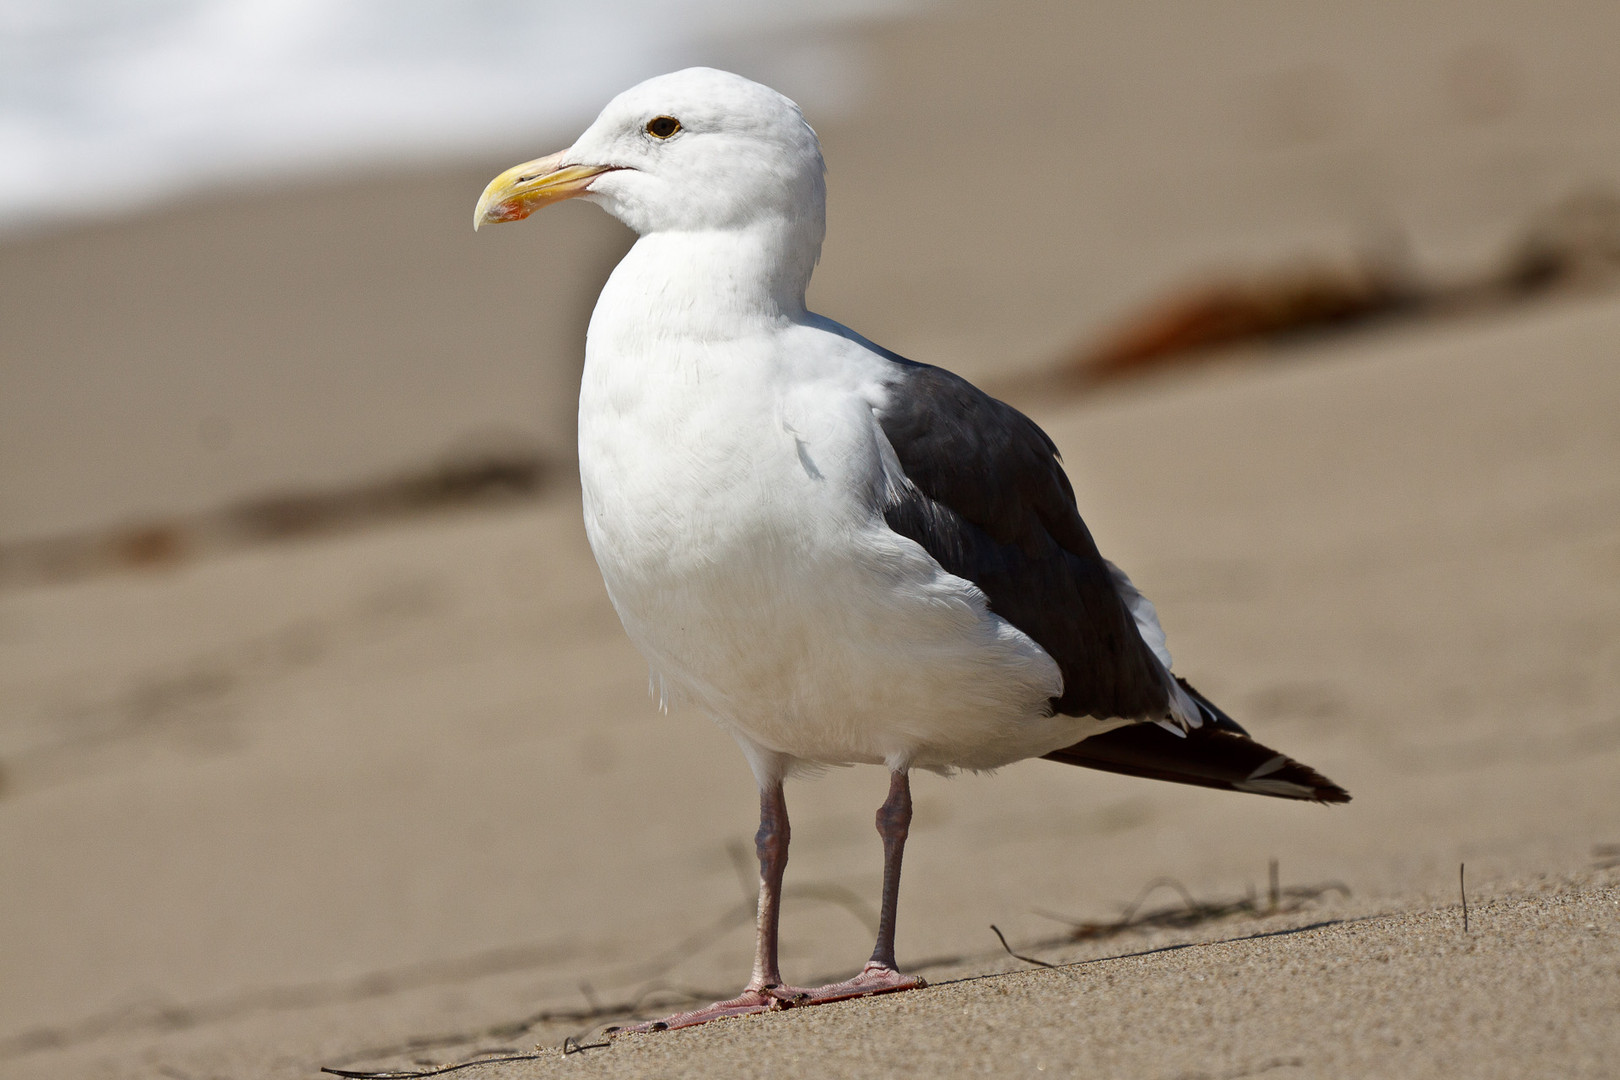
[473,151,616,230]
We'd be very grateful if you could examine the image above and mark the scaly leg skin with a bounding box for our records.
[795,770,926,1003]
[612,781,811,1034]
[610,770,923,1035]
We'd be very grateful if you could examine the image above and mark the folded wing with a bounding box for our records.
[872,357,1349,804]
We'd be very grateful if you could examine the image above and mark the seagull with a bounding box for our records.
[475,67,1348,1032]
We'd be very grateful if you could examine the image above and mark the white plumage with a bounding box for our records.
[475,66,1346,1032]
[581,305,1089,777]
[557,70,1142,779]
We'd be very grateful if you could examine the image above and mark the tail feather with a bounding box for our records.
[1045,679,1351,804]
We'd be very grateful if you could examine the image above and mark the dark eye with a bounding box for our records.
[645,116,681,139]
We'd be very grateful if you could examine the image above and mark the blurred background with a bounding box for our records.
[6,0,1618,550]
[2,2,1618,1077]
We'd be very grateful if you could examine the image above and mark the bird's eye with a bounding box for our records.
[645,116,681,139]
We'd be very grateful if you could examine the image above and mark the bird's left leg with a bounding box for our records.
[613,778,812,1032]
[798,768,927,1003]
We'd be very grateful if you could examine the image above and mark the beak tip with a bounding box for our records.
[473,150,600,234]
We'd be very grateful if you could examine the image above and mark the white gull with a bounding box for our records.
[475,66,1348,1032]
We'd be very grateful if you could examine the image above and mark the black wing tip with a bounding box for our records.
[1043,722,1351,804]
[1274,759,1352,805]
[1232,741,1352,804]
[1174,677,1350,803]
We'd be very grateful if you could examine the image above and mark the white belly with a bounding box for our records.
[577,333,1087,774]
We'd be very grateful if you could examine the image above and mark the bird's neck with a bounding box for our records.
[592,219,821,346]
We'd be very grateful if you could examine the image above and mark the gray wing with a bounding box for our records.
[873,359,1169,721]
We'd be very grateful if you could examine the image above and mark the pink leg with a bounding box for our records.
[613,781,812,1033]
[797,769,926,1003]
[748,778,792,992]
[612,771,923,1036]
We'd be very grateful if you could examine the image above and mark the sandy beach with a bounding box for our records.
[3,2,1618,1077]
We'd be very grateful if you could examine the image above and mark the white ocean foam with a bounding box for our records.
[0,0,917,233]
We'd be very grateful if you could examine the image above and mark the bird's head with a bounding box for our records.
[474,67,826,238]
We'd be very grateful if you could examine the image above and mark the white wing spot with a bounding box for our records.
[1247,754,1289,779]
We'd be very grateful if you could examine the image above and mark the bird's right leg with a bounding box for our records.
[747,777,793,992]
[613,779,812,1033]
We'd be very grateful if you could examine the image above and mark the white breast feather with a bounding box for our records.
[577,248,1102,775]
